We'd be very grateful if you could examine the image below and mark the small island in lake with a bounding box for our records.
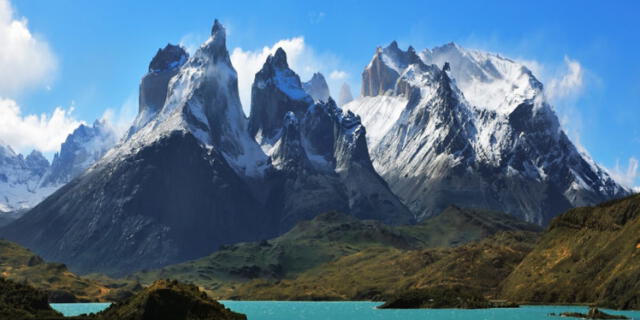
[557,307,629,319]
[90,279,246,320]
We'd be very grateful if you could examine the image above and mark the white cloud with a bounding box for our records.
[544,56,584,102]
[230,37,345,115]
[101,93,137,139]
[0,0,56,96]
[329,70,348,80]
[608,157,639,190]
[0,98,82,153]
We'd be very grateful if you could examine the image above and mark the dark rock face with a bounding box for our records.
[248,48,313,143]
[251,50,414,230]
[303,72,331,102]
[129,44,188,137]
[2,132,270,276]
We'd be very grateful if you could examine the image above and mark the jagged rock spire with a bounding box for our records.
[211,19,224,36]
[267,47,289,69]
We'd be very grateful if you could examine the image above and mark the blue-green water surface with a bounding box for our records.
[50,302,111,317]
[51,301,640,319]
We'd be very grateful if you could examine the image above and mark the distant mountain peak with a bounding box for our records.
[303,72,331,102]
[337,83,353,106]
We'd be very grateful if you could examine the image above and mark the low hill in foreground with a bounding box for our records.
[132,207,539,297]
[0,239,139,302]
[91,280,246,320]
[0,277,63,319]
[501,194,640,309]
[225,231,538,300]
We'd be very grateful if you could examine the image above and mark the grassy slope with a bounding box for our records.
[132,208,539,296]
[223,231,538,300]
[0,239,139,302]
[501,194,640,309]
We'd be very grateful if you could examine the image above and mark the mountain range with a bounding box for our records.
[0,119,117,219]
[346,41,628,224]
[0,21,411,276]
[0,20,631,277]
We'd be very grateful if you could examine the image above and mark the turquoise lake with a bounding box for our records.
[51,302,640,319]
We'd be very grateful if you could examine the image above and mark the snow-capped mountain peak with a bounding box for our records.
[113,20,268,177]
[420,43,543,115]
[347,41,629,224]
[249,47,313,145]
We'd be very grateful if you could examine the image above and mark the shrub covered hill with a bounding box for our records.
[0,277,63,319]
[501,193,640,309]
[0,239,139,303]
[132,207,540,300]
[92,280,246,320]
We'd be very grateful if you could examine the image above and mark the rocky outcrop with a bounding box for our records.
[248,48,313,144]
[128,44,188,137]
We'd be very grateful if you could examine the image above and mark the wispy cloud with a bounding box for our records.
[329,70,349,80]
[607,157,639,190]
[0,0,56,96]
[101,93,137,139]
[545,56,584,102]
[0,98,82,153]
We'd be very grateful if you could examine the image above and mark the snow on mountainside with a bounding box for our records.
[41,119,118,187]
[110,20,268,178]
[0,145,52,213]
[346,41,629,224]
[0,120,118,215]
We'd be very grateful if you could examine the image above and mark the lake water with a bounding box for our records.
[51,302,640,319]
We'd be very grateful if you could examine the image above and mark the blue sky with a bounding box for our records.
[1,0,638,188]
